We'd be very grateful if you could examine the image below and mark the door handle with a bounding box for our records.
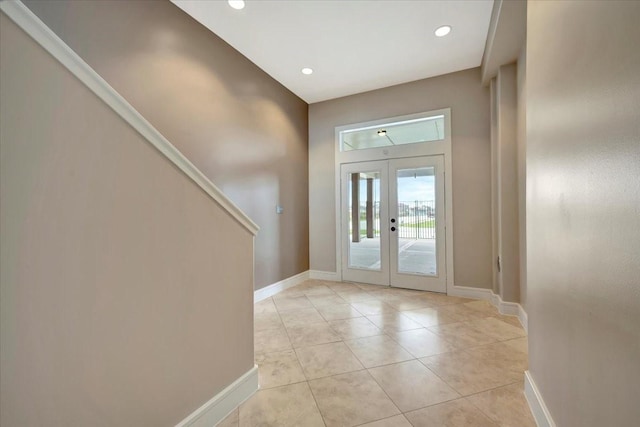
[391,227,396,232]
[390,218,396,223]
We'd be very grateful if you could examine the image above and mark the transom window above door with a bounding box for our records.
[339,114,445,152]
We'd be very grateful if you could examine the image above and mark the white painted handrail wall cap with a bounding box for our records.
[0,0,259,236]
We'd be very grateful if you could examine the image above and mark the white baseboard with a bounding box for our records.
[254,271,310,303]
[448,285,528,332]
[309,270,340,282]
[517,304,528,334]
[175,365,258,427]
[524,371,556,427]
[448,285,493,301]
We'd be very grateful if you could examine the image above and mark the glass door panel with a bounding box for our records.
[341,161,389,286]
[347,171,382,270]
[396,166,437,276]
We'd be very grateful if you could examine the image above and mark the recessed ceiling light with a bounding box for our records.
[301,67,313,75]
[377,130,387,136]
[435,25,452,37]
[228,0,245,10]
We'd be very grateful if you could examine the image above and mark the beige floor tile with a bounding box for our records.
[218,408,239,427]
[366,312,423,332]
[273,295,314,312]
[297,279,323,286]
[328,317,383,340]
[501,336,528,354]
[254,327,292,354]
[275,287,307,298]
[464,341,528,377]
[357,414,412,427]
[466,382,536,427]
[420,293,467,306]
[466,317,526,341]
[427,322,497,348]
[350,300,397,316]
[239,382,324,427]
[255,349,306,389]
[420,350,520,396]
[308,293,349,307]
[254,298,278,314]
[440,295,475,305]
[309,370,400,427]
[254,312,284,332]
[438,303,492,321]
[368,287,400,301]
[384,296,434,311]
[386,328,458,358]
[404,398,498,427]
[344,335,413,368]
[336,289,378,302]
[317,303,364,321]
[295,341,364,379]
[495,314,524,329]
[368,360,460,412]
[354,283,390,292]
[279,307,326,328]
[287,321,341,348]
[400,307,463,327]
[253,283,529,427]
[302,284,337,296]
[387,288,423,297]
[463,300,499,316]
[326,281,361,292]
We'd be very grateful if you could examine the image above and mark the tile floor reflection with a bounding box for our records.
[222,280,534,426]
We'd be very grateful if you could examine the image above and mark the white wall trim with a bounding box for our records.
[175,365,258,427]
[0,0,259,236]
[448,285,528,332]
[309,270,340,282]
[524,371,556,427]
[254,271,310,303]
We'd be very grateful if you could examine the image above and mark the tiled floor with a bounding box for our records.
[221,280,535,427]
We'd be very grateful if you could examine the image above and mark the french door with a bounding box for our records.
[340,156,446,292]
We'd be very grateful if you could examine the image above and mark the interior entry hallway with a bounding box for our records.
[221,279,534,426]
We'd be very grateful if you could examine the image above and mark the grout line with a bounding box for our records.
[269,296,327,427]
[463,380,525,424]
[352,413,408,427]
[305,380,328,427]
[254,280,528,426]
[399,394,462,416]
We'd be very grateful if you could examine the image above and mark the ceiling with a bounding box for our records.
[171,1,494,104]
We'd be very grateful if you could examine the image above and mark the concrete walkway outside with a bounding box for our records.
[349,237,436,276]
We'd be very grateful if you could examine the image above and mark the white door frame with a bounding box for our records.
[334,108,455,294]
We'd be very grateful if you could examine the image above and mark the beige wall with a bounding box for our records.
[23,0,309,290]
[1,13,254,426]
[527,1,640,425]
[309,68,493,289]
[493,63,520,303]
[516,46,527,309]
